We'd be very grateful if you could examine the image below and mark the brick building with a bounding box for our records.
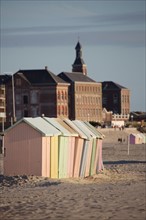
[6,67,69,124]
[0,75,11,127]
[102,81,130,115]
[58,41,102,122]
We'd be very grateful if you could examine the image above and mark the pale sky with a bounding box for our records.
[0,0,145,111]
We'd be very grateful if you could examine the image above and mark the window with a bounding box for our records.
[23,95,28,104]
[16,78,21,86]
[58,106,60,115]
[30,90,38,104]
[127,95,129,103]
[62,106,64,115]
[24,110,28,117]
[65,106,67,115]
[58,91,61,100]
[103,96,107,105]
[65,91,67,100]
[113,94,118,104]
[61,91,64,100]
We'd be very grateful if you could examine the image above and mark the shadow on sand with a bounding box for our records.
[103,160,146,165]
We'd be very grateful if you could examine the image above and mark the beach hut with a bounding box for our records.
[129,133,143,144]
[63,119,88,178]
[4,117,61,177]
[83,122,104,172]
[138,133,146,144]
[43,117,71,179]
[73,120,96,178]
[136,134,144,144]
[43,117,78,178]
[56,118,79,178]
[129,134,136,144]
[81,121,104,175]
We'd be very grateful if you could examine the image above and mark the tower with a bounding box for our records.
[72,41,87,75]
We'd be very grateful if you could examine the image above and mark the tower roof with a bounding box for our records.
[75,41,82,50]
[72,41,87,75]
[72,57,85,65]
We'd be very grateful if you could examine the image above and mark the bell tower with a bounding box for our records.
[72,41,87,75]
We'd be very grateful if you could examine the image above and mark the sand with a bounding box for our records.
[0,128,146,220]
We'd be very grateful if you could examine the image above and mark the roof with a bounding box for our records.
[63,119,88,139]
[73,120,96,140]
[83,122,104,139]
[58,72,96,83]
[43,117,73,136]
[75,41,82,50]
[0,74,12,85]
[56,118,78,137]
[73,41,85,66]
[15,68,68,85]
[73,57,85,65]
[102,81,127,90]
[5,117,61,136]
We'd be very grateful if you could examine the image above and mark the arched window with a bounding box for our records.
[65,106,67,115]
[58,91,61,100]
[58,106,60,115]
[62,106,64,115]
[65,91,67,100]
[61,91,64,100]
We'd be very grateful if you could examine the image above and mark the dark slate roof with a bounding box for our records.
[58,72,96,83]
[0,74,12,85]
[73,57,85,65]
[75,41,82,50]
[102,81,127,90]
[73,41,85,65]
[15,68,68,85]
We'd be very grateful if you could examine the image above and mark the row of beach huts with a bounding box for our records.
[129,133,146,144]
[3,117,104,178]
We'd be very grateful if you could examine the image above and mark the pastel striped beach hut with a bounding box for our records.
[83,122,104,172]
[44,117,78,178]
[4,117,61,177]
[130,133,143,144]
[72,120,96,178]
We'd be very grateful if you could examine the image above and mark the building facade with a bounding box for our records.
[58,41,102,122]
[0,75,11,129]
[58,72,102,122]
[6,67,69,124]
[102,81,130,115]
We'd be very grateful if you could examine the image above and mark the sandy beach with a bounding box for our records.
[0,128,146,220]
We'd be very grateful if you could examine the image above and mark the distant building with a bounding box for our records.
[102,81,130,115]
[58,72,102,122]
[5,67,69,124]
[0,75,11,128]
[130,111,146,122]
[102,108,113,125]
[58,41,102,122]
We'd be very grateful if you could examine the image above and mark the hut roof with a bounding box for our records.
[4,117,61,137]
